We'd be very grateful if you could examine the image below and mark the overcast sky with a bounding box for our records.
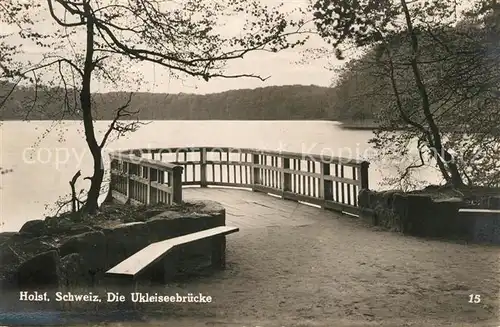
[2,0,342,94]
[131,39,336,95]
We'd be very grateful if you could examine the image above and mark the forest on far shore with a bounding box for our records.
[0,82,374,121]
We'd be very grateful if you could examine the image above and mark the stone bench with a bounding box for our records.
[105,226,239,292]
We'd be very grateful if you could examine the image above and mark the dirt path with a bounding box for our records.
[101,214,500,327]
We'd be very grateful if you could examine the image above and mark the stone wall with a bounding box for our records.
[0,200,225,312]
[358,190,466,238]
[358,190,500,243]
[458,209,500,244]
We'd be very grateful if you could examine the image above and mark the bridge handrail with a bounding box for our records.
[108,152,183,205]
[109,146,370,216]
[118,147,367,166]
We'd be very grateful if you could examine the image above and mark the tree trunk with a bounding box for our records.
[442,149,465,188]
[400,0,464,188]
[80,5,101,214]
[85,153,104,213]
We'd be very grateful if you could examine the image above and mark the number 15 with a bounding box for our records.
[468,294,481,303]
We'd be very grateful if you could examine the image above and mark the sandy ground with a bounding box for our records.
[92,213,500,327]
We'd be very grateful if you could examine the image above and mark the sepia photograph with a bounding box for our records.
[0,0,499,326]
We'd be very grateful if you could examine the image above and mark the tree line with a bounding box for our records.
[0,83,341,120]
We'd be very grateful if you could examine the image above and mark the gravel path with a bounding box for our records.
[109,214,500,327]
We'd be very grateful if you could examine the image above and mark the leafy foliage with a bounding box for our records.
[312,0,500,189]
[313,0,400,51]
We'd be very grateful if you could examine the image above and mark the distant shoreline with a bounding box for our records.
[339,121,379,130]
[1,118,391,131]
[1,118,345,123]
[1,118,384,131]
[338,120,382,130]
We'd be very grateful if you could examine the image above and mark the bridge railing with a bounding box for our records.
[110,147,370,215]
[109,152,183,205]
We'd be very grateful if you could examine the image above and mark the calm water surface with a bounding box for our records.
[0,120,440,232]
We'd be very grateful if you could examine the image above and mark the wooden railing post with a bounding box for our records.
[146,167,152,204]
[200,148,207,187]
[281,157,291,196]
[359,161,370,190]
[170,166,183,203]
[251,153,260,191]
[320,162,333,206]
[150,168,158,205]
[126,162,131,202]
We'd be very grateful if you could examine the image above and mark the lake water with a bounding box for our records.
[0,120,441,232]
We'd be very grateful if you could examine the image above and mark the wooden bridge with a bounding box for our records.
[104,148,500,325]
[108,146,370,222]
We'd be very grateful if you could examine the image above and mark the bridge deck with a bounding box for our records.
[184,187,338,229]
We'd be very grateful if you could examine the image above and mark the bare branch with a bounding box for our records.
[99,92,135,148]
[69,170,81,213]
[46,0,85,27]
